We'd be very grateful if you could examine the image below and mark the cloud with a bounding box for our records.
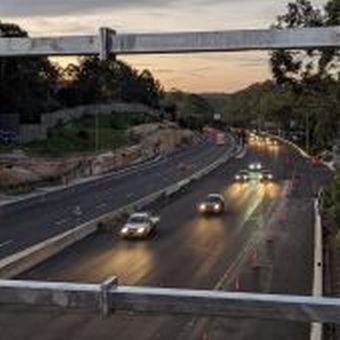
[1,0,327,19]
[0,0,178,17]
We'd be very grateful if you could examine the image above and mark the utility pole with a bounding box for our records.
[95,112,99,152]
[305,111,310,154]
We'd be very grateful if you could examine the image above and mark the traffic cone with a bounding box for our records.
[202,332,209,340]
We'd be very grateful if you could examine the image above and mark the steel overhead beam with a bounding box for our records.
[110,26,340,55]
[1,279,340,323]
[0,26,340,57]
[0,35,99,57]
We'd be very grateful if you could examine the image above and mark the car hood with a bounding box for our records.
[202,202,219,207]
[125,223,147,230]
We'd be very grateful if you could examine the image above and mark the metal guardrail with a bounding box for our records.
[1,278,340,324]
[1,27,340,57]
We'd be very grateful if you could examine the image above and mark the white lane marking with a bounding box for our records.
[0,240,13,249]
[310,198,323,340]
[55,218,69,226]
[96,203,107,209]
[214,181,291,291]
[235,146,247,159]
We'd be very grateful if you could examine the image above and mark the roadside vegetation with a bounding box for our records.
[206,0,340,155]
[0,22,163,125]
[162,90,214,131]
[323,176,340,230]
[0,21,216,156]
[23,112,157,157]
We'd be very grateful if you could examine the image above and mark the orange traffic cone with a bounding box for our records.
[202,332,209,340]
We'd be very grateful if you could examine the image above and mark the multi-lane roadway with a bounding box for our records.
[0,137,332,340]
[0,137,233,259]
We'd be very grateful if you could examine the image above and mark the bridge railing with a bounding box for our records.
[1,277,340,323]
[0,26,340,58]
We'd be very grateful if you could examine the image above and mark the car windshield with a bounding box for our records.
[128,216,148,224]
[206,195,221,203]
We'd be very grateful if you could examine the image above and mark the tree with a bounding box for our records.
[164,91,214,130]
[0,21,61,122]
[61,56,163,108]
[268,0,340,151]
[270,0,339,84]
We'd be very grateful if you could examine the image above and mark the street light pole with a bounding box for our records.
[95,112,99,153]
[306,111,310,154]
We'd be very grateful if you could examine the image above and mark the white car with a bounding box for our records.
[234,170,250,182]
[261,169,274,182]
[198,194,225,214]
[248,162,262,171]
[265,137,278,146]
[120,212,160,239]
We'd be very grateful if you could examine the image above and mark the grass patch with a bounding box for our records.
[21,112,156,157]
[322,174,340,231]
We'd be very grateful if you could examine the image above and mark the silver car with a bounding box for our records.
[120,212,160,239]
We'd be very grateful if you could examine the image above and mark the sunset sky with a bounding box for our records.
[0,0,328,93]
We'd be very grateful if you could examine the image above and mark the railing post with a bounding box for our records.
[99,27,116,61]
[100,276,118,317]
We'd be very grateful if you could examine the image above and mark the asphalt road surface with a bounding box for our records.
[0,140,332,340]
[0,137,234,259]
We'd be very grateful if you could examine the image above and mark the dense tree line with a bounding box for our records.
[0,21,163,123]
[221,0,340,153]
[0,22,60,123]
[268,0,340,152]
[163,90,214,130]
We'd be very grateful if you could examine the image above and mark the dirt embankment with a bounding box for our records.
[0,122,200,194]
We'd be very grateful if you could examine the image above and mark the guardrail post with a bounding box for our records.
[100,276,118,317]
[99,27,116,61]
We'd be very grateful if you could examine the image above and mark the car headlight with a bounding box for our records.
[137,227,145,234]
[199,204,206,211]
[268,174,273,179]
[214,204,221,211]
[121,227,128,234]
[259,174,264,180]
[235,175,241,180]
[249,164,255,169]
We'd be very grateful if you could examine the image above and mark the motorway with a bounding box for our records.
[0,139,332,340]
[0,137,233,259]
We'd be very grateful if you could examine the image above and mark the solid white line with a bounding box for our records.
[0,240,13,249]
[235,145,247,159]
[55,218,69,226]
[310,198,323,340]
[96,203,107,209]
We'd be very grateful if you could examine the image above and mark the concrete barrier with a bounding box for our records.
[0,221,97,279]
[266,132,324,340]
[0,137,240,279]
